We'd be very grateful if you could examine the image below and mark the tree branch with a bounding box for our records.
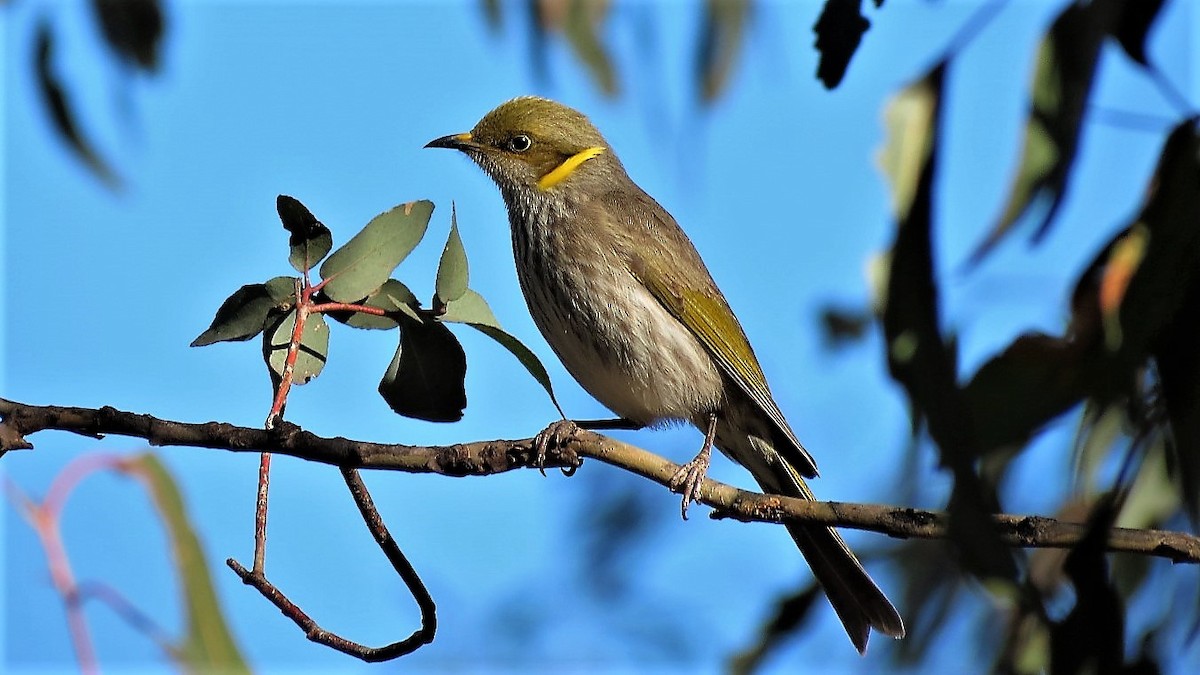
[3,397,1199,563]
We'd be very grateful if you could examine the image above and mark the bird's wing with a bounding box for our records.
[600,190,819,478]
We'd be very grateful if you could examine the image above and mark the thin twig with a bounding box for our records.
[3,398,1198,563]
[226,467,436,662]
[253,452,272,574]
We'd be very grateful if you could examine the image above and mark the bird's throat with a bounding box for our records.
[537,146,606,191]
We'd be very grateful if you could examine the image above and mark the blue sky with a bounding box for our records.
[4,1,1197,672]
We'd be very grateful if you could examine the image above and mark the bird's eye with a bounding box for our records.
[507,134,532,153]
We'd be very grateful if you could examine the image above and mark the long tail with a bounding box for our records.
[752,447,905,653]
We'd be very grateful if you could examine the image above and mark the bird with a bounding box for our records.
[426,96,904,652]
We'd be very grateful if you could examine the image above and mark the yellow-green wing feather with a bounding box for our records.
[609,190,818,478]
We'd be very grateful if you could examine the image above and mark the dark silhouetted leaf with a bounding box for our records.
[1050,496,1124,674]
[34,21,119,187]
[434,204,469,305]
[971,0,1124,262]
[1112,0,1166,67]
[277,195,333,274]
[191,277,297,347]
[118,453,248,672]
[319,200,433,302]
[263,309,329,385]
[91,0,165,71]
[1155,279,1200,521]
[696,0,750,103]
[965,333,1091,451]
[818,305,871,349]
[379,319,466,422]
[813,0,871,89]
[325,279,421,330]
[881,61,1018,582]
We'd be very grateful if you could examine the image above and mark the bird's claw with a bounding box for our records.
[668,456,708,520]
[533,419,581,476]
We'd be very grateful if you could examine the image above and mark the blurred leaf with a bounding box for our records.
[812,0,871,89]
[325,279,420,330]
[34,21,119,187]
[379,319,467,422]
[729,583,822,674]
[818,305,871,349]
[480,0,502,31]
[878,66,939,221]
[1099,224,1150,352]
[90,0,165,71]
[964,333,1092,451]
[438,289,565,417]
[1112,0,1166,67]
[319,200,433,302]
[1071,404,1124,493]
[119,453,248,673]
[434,204,469,305]
[263,309,329,385]
[1051,495,1124,674]
[561,0,617,96]
[277,195,333,274]
[696,0,750,102]
[893,540,964,664]
[882,61,1017,582]
[191,277,297,347]
[971,0,1124,262]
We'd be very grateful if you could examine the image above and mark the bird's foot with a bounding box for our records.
[533,419,582,476]
[668,450,711,520]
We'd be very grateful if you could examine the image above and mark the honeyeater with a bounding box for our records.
[426,96,904,652]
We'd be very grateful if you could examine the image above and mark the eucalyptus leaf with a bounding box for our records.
[438,288,499,327]
[468,323,565,418]
[263,309,329,385]
[119,453,249,673]
[878,66,939,222]
[378,319,466,422]
[971,0,1123,262]
[191,277,297,347]
[319,200,433,302]
[277,195,333,273]
[325,279,420,330]
[434,204,469,305]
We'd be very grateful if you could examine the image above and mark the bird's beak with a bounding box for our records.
[425,132,476,151]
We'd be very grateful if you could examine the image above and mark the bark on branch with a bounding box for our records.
[3,397,1198,564]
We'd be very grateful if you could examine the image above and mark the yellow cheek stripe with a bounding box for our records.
[537,146,606,191]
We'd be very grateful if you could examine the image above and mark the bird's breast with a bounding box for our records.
[507,199,724,426]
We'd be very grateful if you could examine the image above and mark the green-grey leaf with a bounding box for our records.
[264,309,329,385]
[278,195,334,273]
[119,453,249,673]
[326,279,421,330]
[319,200,434,302]
[378,319,466,422]
[437,288,499,327]
[434,204,469,305]
[191,278,297,347]
[468,323,565,418]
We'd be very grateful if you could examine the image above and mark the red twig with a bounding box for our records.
[309,302,388,315]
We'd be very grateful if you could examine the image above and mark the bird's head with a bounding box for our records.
[426,96,619,196]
